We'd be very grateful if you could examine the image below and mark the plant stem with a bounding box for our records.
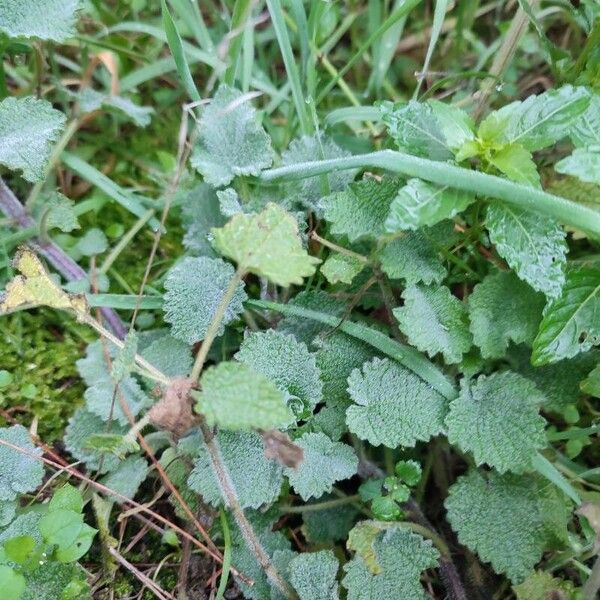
[200,422,297,600]
[190,269,244,381]
[311,231,369,263]
[280,494,361,513]
[258,150,600,237]
[216,508,233,600]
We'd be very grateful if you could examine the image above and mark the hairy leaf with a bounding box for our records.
[346,357,447,448]
[321,253,365,285]
[100,456,148,501]
[289,551,340,600]
[513,571,579,600]
[191,85,273,186]
[446,372,547,473]
[22,563,90,600]
[139,331,193,378]
[76,89,153,127]
[555,148,600,185]
[569,90,600,148]
[302,496,358,544]
[393,284,471,364]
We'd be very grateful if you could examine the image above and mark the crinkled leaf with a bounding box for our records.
[41,192,79,233]
[486,204,567,299]
[469,271,545,358]
[445,469,571,582]
[187,430,283,509]
[191,85,273,186]
[76,89,153,127]
[385,179,475,232]
[194,361,292,430]
[321,177,401,242]
[310,405,347,441]
[0,425,43,501]
[21,563,90,600]
[555,148,600,185]
[139,331,192,378]
[569,91,600,147]
[111,331,138,381]
[289,551,340,600]
[532,266,600,364]
[163,256,247,344]
[217,187,243,217]
[284,433,358,500]
[321,253,365,285]
[393,284,471,364]
[446,372,547,473]
[235,330,322,419]
[302,497,358,544]
[346,357,447,448]
[212,203,320,286]
[100,456,148,501]
[513,570,580,600]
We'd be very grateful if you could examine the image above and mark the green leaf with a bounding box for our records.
[49,485,83,514]
[445,469,571,582]
[3,535,36,564]
[0,425,44,501]
[163,256,247,345]
[194,361,292,430]
[190,85,273,186]
[284,432,357,501]
[428,99,475,151]
[446,372,547,473]
[393,284,471,364]
[478,85,590,151]
[321,177,401,242]
[235,330,322,419]
[532,266,600,364]
[0,565,25,600]
[513,571,579,600]
[342,524,439,599]
[186,430,284,509]
[139,331,192,378]
[569,90,600,148]
[488,144,540,187]
[289,550,340,600]
[468,271,545,358]
[75,228,108,256]
[321,254,365,285]
[22,563,90,600]
[111,331,138,382]
[212,203,320,286]
[76,89,153,127]
[486,204,567,299]
[346,357,448,448]
[99,456,148,501]
[302,497,358,544]
[0,96,66,182]
[555,148,600,184]
[39,508,96,562]
[385,179,475,232]
[0,0,81,42]
[582,363,600,397]
[41,192,79,233]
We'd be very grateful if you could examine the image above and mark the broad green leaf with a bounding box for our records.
[39,509,95,562]
[468,270,545,358]
[0,565,25,600]
[284,433,358,501]
[478,85,590,151]
[486,204,567,299]
[186,431,284,509]
[570,91,600,147]
[289,551,340,600]
[212,203,320,286]
[532,266,600,365]
[0,512,43,546]
[22,563,91,600]
[310,405,347,441]
[0,97,65,182]
[139,331,192,378]
[0,0,81,42]
[194,361,292,430]
[385,179,475,232]
[99,456,148,501]
[0,425,44,501]
[162,256,247,345]
[321,254,365,285]
[342,524,439,599]
[513,571,579,600]
[321,177,401,242]
[488,144,540,187]
[428,99,475,151]
[346,357,447,448]
[190,85,273,186]
[3,536,36,564]
[393,284,471,364]
[582,363,600,397]
[445,469,571,582]
[302,497,358,544]
[446,372,547,473]
[0,500,16,527]
[555,148,600,184]
[76,89,153,127]
[235,330,322,419]
[49,485,83,514]
[75,228,108,256]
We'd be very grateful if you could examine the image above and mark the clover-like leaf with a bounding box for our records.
[163,256,247,345]
[194,361,293,430]
[393,284,471,364]
[190,85,273,186]
[284,433,358,501]
[212,203,320,286]
[445,469,571,582]
[446,372,547,473]
[289,551,340,600]
[346,357,447,448]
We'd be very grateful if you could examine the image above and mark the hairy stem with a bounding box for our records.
[311,231,369,263]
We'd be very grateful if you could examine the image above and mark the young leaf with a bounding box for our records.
[0,0,81,42]
[513,571,579,600]
[384,179,474,232]
[76,89,153,127]
[486,204,567,299]
[193,361,293,430]
[488,144,540,187]
[321,177,401,242]
[0,566,25,600]
[468,271,545,359]
[532,266,600,365]
[346,357,447,448]
[445,469,571,583]
[162,256,247,345]
[190,85,273,186]
[393,284,471,364]
[41,192,80,233]
[321,253,365,285]
[445,372,547,473]
[235,330,323,418]
[0,425,44,501]
[284,432,358,501]
[555,148,600,184]
[428,99,475,151]
[342,524,439,600]
[289,550,340,600]
[186,431,284,509]
[212,203,320,286]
